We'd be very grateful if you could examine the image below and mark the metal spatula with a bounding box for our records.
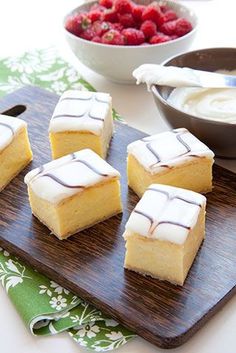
[133,64,236,89]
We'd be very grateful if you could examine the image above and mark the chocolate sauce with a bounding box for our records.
[60,94,109,105]
[147,187,169,198]
[143,130,199,169]
[174,196,202,208]
[133,186,202,236]
[157,220,190,230]
[133,209,153,224]
[43,173,85,189]
[94,96,109,104]
[53,93,106,123]
[73,159,109,177]
[60,96,93,102]
[53,113,85,119]
[146,143,161,163]
[35,154,109,189]
[175,131,191,153]
[148,187,202,208]
[88,112,104,121]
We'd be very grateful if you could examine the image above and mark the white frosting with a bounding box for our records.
[24,149,120,204]
[127,128,214,174]
[133,64,200,91]
[168,70,236,124]
[124,184,206,245]
[0,114,27,151]
[49,90,112,135]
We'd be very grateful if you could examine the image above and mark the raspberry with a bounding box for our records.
[80,28,96,40]
[132,5,145,22]
[88,10,102,22]
[103,8,119,22]
[99,0,113,8]
[149,33,170,44]
[140,20,157,39]
[122,28,145,45]
[102,29,125,45]
[111,22,124,31]
[142,4,165,27]
[160,4,169,13]
[65,13,91,36]
[92,36,103,43]
[175,18,192,36]
[65,15,81,36]
[160,20,176,35]
[114,0,133,14]
[163,10,177,22]
[92,21,111,36]
[118,13,136,28]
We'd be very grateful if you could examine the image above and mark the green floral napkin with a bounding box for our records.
[0,47,135,351]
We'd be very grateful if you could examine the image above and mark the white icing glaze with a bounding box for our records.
[24,149,120,204]
[124,184,206,245]
[49,90,112,135]
[168,70,236,124]
[127,128,214,174]
[133,64,200,91]
[0,114,27,151]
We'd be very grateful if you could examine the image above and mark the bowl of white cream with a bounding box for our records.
[151,48,236,158]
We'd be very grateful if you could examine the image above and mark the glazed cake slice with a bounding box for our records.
[127,128,214,197]
[24,149,122,240]
[49,90,113,159]
[123,184,206,286]
[0,114,33,191]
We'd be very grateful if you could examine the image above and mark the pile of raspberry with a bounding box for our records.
[65,0,193,46]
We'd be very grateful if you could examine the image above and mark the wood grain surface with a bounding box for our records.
[0,86,235,348]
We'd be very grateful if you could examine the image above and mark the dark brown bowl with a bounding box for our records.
[151,48,236,158]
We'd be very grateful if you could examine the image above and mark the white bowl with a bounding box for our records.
[64,0,198,83]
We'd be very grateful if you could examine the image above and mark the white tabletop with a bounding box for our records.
[0,0,236,352]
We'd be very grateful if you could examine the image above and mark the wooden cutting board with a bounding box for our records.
[0,86,235,349]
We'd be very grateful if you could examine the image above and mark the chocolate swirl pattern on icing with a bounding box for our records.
[51,91,111,127]
[128,128,214,173]
[0,114,27,151]
[30,152,110,189]
[145,143,161,164]
[42,173,85,189]
[145,129,191,167]
[60,95,109,105]
[134,186,201,235]
[147,187,202,208]
[133,208,191,235]
[125,184,206,245]
[24,149,120,204]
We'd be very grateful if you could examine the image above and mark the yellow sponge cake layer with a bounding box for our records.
[128,153,213,198]
[24,149,122,240]
[0,115,33,191]
[127,128,214,197]
[28,179,121,239]
[123,184,206,286]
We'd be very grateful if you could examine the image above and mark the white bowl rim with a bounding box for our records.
[63,0,198,49]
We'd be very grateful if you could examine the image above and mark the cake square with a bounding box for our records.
[123,184,206,285]
[24,149,122,240]
[49,90,113,159]
[127,128,214,197]
[0,114,33,191]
